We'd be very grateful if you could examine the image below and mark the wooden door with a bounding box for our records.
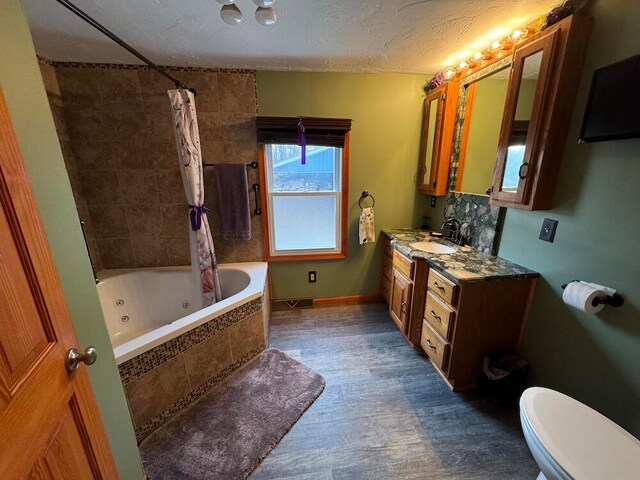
[389,270,412,334]
[0,88,118,479]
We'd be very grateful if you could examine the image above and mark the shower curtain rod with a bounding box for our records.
[53,0,196,94]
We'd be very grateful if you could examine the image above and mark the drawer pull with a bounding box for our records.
[426,339,437,350]
[429,310,441,322]
[400,301,407,314]
[433,281,445,291]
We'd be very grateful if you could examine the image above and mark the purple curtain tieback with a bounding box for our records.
[297,118,306,165]
[188,204,209,231]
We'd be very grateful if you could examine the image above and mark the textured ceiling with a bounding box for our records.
[23,0,557,74]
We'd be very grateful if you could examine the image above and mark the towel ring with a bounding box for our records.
[359,191,375,209]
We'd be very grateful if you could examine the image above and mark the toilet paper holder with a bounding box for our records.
[561,281,624,307]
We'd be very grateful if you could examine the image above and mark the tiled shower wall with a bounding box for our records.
[39,60,263,270]
[39,61,103,271]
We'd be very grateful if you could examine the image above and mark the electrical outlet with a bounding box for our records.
[430,196,437,208]
[539,218,558,243]
[308,271,316,283]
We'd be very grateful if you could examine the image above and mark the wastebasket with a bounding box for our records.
[481,354,530,406]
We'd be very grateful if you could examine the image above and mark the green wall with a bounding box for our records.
[257,72,434,298]
[0,1,143,478]
[498,0,640,436]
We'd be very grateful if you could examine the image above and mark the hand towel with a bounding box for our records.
[359,207,375,244]
[212,163,251,241]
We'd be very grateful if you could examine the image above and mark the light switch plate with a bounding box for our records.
[539,218,558,243]
[308,271,316,283]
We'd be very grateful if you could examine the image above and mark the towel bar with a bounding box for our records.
[203,161,258,169]
[252,184,261,215]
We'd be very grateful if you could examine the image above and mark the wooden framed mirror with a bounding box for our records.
[447,14,592,210]
[418,81,458,196]
[453,57,514,196]
[491,30,559,204]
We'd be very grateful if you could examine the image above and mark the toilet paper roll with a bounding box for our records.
[562,281,605,313]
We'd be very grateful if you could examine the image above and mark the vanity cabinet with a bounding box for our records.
[420,270,537,391]
[490,14,593,210]
[418,81,459,196]
[389,269,412,334]
[379,231,539,390]
[389,250,415,334]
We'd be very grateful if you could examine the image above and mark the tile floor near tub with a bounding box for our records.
[251,303,538,479]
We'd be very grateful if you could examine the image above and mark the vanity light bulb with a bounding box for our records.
[458,60,468,69]
[511,29,523,39]
[473,52,482,60]
[444,68,455,79]
[491,40,501,49]
[220,4,242,25]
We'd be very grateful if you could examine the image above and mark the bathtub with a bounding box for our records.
[97,262,268,364]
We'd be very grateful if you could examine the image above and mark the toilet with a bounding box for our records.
[520,387,640,479]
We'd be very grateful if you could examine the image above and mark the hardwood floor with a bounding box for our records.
[251,303,538,480]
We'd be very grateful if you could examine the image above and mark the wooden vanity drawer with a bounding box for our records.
[393,249,414,281]
[421,321,449,371]
[381,253,393,281]
[424,291,455,340]
[382,235,393,259]
[427,269,457,305]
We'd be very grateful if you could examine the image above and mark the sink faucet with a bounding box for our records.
[441,217,464,245]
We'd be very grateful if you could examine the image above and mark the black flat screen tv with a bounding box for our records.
[579,54,640,143]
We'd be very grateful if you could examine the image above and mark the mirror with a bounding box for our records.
[500,50,543,192]
[456,64,511,195]
[422,97,439,186]
[454,52,542,196]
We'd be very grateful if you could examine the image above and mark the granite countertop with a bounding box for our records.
[382,228,539,282]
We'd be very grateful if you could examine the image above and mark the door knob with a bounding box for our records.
[65,346,97,372]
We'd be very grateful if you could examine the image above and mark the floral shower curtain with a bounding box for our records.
[168,89,221,307]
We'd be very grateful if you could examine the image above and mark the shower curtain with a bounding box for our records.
[168,89,221,307]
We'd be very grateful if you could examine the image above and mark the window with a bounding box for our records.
[257,117,351,261]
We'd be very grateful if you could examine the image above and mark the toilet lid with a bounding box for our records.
[520,387,640,479]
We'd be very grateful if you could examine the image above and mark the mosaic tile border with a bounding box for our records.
[134,344,265,442]
[118,297,262,384]
[38,57,255,75]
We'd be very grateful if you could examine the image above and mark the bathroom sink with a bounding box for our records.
[409,241,457,254]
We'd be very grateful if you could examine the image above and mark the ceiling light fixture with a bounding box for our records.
[220,4,242,25]
[217,0,277,26]
[255,6,277,26]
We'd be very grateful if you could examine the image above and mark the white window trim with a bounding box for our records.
[264,145,343,258]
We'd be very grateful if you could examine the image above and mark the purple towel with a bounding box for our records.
[212,163,251,241]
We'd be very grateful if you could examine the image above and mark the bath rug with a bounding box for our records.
[139,348,325,479]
